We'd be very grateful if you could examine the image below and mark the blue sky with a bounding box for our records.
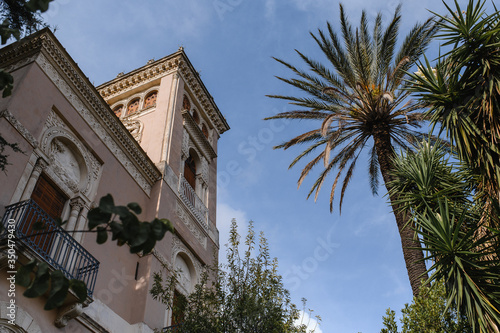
[39,1,485,332]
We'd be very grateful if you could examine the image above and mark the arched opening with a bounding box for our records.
[144,91,157,108]
[113,104,123,118]
[201,123,209,139]
[184,153,196,190]
[127,98,140,115]
[182,95,191,111]
[192,110,200,124]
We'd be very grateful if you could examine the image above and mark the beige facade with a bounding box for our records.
[0,28,229,332]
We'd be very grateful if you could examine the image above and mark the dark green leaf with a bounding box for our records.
[26,0,54,13]
[113,205,130,218]
[70,279,87,302]
[24,263,50,298]
[96,227,108,244]
[109,221,123,240]
[127,202,142,214]
[129,222,150,248]
[151,218,166,240]
[44,271,69,310]
[16,260,37,287]
[99,194,115,213]
[87,208,111,230]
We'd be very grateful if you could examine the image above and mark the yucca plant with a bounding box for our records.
[390,140,500,332]
[408,0,500,200]
[266,4,440,296]
[414,200,500,332]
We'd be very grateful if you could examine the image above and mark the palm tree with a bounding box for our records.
[266,4,439,296]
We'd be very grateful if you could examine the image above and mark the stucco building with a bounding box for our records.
[0,28,229,332]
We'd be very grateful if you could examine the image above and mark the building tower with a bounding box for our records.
[0,28,229,332]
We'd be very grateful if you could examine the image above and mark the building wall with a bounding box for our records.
[0,29,228,332]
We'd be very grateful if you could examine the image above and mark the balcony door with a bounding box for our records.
[25,175,67,253]
[184,155,196,190]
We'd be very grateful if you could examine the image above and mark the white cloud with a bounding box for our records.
[217,202,248,250]
[296,310,323,333]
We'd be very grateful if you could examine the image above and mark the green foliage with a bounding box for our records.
[14,195,173,311]
[151,220,320,333]
[87,194,173,254]
[390,141,500,332]
[407,0,500,195]
[0,133,23,172]
[380,281,472,333]
[16,260,87,310]
[266,1,439,296]
[266,3,439,212]
[0,0,53,98]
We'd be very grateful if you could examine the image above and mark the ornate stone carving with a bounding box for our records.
[200,156,209,185]
[182,129,189,158]
[182,110,217,161]
[153,249,172,271]
[122,119,143,143]
[175,255,192,292]
[49,138,81,192]
[33,158,48,174]
[70,197,86,211]
[32,45,160,194]
[0,109,38,148]
[41,111,103,197]
[171,235,202,279]
[54,303,83,328]
[176,202,207,248]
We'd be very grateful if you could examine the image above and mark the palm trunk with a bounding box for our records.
[374,133,428,296]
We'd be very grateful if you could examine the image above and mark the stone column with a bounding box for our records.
[66,197,85,232]
[20,158,48,201]
[73,205,89,243]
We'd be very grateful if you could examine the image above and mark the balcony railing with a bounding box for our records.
[178,176,208,230]
[1,199,99,297]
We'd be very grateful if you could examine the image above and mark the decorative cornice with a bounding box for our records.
[182,109,217,160]
[0,109,39,148]
[0,29,162,193]
[176,200,207,249]
[96,50,230,135]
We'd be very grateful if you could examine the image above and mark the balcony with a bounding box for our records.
[178,176,208,230]
[1,199,99,297]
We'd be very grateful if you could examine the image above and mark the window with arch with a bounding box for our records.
[127,98,140,115]
[184,153,196,190]
[113,105,123,118]
[192,110,200,124]
[143,91,157,108]
[201,124,209,139]
[183,95,191,111]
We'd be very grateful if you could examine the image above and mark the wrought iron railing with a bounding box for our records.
[1,199,99,297]
[178,176,208,230]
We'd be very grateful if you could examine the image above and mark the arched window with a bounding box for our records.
[127,98,140,115]
[183,95,191,111]
[192,110,200,124]
[144,91,157,108]
[113,105,123,118]
[202,124,209,138]
[184,154,196,190]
